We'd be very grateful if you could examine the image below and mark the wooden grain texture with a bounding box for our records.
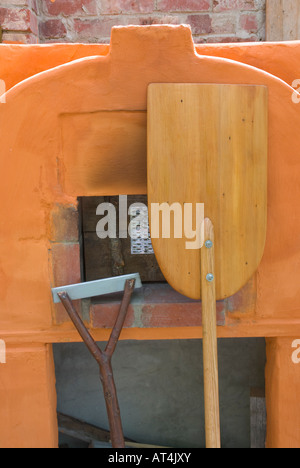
[201,219,221,449]
[147,84,268,300]
[266,0,300,41]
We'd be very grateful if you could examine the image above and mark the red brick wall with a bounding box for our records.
[0,0,266,44]
[0,0,39,43]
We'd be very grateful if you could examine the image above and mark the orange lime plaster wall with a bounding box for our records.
[0,344,57,448]
[1,25,300,339]
[2,39,300,93]
[0,25,300,448]
[0,43,108,91]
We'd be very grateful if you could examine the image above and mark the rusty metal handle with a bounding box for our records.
[58,278,135,448]
[57,292,103,366]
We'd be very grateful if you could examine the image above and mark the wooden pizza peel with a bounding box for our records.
[147,84,268,448]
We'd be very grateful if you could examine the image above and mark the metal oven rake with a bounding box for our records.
[52,273,142,448]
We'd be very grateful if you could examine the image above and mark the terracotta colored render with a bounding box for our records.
[0,25,300,448]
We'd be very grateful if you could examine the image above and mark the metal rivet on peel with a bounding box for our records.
[206,274,214,282]
[205,240,213,249]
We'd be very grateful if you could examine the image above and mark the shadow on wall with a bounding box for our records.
[53,338,266,448]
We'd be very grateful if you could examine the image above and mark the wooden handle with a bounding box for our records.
[201,218,221,448]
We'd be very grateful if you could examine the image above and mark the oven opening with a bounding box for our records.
[78,194,166,288]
